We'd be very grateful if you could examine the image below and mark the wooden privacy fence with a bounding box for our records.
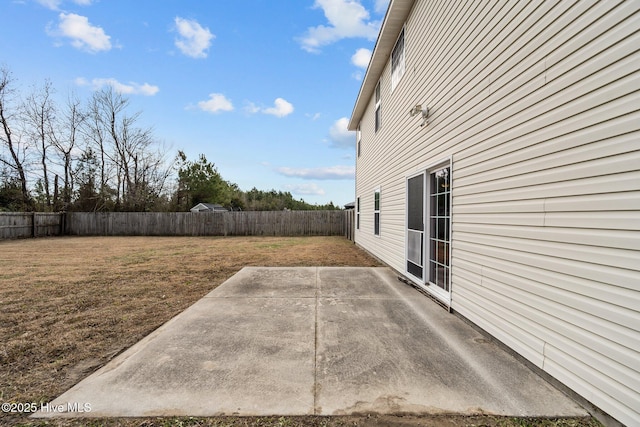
[1,211,356,240]
[0,212,65,239]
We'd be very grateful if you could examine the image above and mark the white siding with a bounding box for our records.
[353,0,640,425]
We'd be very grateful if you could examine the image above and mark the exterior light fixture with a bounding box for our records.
[409,104,429,127]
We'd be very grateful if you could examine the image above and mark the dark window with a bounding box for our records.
[374,189,380,235]
[407,173,424,279]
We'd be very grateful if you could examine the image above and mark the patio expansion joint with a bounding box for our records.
[205,296,317,299]
[313,266,319,415]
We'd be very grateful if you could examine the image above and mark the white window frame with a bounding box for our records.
[374,187,381,236]
[356,124,361,157]
[356,196,360,230]
[426,161,452,304]
[391,27,405,91]
[374,81,381,132]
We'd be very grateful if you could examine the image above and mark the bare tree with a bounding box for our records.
[23,79,57,209]
[0,67,31,209]
[82,86,173,211]
[1,68,174,212]
[128,137,174,211]
[50,92,85,210]
[83,88,121,209]
[114,111,173,210]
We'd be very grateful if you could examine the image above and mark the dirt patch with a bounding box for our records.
[0,236,598,427]
[0,414,600,427]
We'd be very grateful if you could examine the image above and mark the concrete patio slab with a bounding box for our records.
[33,267,587,418]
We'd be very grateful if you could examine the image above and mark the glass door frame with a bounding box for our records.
[405,158,452,306]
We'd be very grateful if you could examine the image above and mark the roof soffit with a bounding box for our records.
[348,0,416,130]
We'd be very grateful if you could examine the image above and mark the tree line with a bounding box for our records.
[173,151,339,211]
[0,67,340,212]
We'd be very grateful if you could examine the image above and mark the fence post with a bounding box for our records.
[345,209,355,242]
[60,212,66,236]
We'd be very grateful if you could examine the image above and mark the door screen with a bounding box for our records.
[407,174,424,279]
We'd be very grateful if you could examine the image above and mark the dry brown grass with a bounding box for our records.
[0,236,598,427]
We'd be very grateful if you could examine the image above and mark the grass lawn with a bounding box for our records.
[0,236,599,427]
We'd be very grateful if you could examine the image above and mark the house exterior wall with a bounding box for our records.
[353,1,640,425]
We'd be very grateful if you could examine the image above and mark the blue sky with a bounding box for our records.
[0,0,390,207]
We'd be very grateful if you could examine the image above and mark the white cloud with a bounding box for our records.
[351,48,371,68]
[246,98,294,118]
[75,77,159,96]
[276,165,355,180]
[350,48,371,80]
[37,0,63,9]
[263,98,294,117]
[137,83,159,96]
[283,183,326,196]
[306,112,322,121]
[197,93,234,113]
[36,0,92,10]
[329,117,355,149]
[174,17,214,58]
[50,13,111,53]
[243,102,260,114]
[299,0,381,53]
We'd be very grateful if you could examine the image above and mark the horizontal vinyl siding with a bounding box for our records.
[354,0,640,425]
[355,26,407,272]
[451,1,640,424]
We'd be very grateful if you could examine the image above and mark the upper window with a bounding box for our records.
[356,124,361,157]
[374,81,381,132]
[391,28,405,91]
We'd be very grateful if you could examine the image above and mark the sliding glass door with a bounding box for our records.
[406,164,451,303]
